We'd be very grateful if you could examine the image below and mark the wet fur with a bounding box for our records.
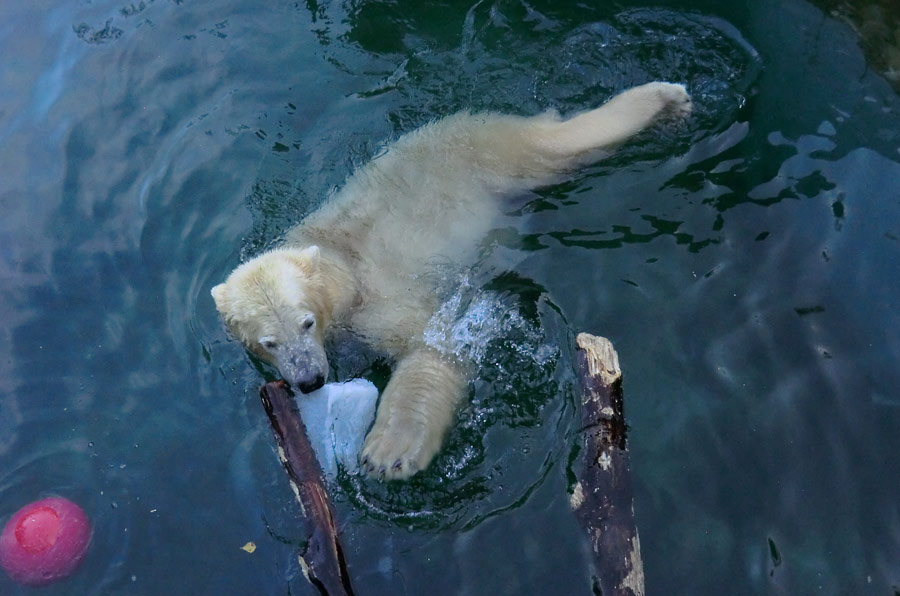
[212,82,691,479]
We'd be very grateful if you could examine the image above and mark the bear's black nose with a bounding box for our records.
[295,375,325,394]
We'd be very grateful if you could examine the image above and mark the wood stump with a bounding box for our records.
[571,333,644,596]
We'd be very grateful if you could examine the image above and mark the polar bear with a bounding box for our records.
[212,82,691,480]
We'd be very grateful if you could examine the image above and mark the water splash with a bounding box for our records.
[423,275,558,375]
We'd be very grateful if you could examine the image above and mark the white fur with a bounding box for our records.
[213,82,691,479]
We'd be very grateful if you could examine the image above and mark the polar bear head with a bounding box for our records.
[211,246,330,393]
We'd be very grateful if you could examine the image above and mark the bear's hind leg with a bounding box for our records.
[360,348,467,480]
[537,82,691,158]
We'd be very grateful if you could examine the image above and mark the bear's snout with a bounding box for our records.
[294,374,325,394]
[274,339,329,395]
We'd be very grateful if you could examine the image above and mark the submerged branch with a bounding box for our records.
[259,380,355,596]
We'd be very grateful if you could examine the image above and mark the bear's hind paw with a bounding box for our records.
[652,82,692,118]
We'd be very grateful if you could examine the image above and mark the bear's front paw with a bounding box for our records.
[359,424,436,481]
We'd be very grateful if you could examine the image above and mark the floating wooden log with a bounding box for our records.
[571,333,644,596]
[259,380,355,596]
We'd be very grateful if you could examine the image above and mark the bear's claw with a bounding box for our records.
[359,430,429,481]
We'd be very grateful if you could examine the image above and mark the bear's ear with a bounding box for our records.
[211,283,229,311]
[298,245,320,264]
[290,245,321,275]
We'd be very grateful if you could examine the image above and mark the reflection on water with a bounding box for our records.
[1,0,899,594]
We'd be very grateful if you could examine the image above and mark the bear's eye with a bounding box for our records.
[301,316,315,331]
[259,337,278,351]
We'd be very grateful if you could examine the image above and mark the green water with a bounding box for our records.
[1,0,899,594]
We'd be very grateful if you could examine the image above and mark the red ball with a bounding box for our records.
[0,497,92,586]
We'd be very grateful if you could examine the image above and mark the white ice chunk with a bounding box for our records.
[294,379,378,477]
